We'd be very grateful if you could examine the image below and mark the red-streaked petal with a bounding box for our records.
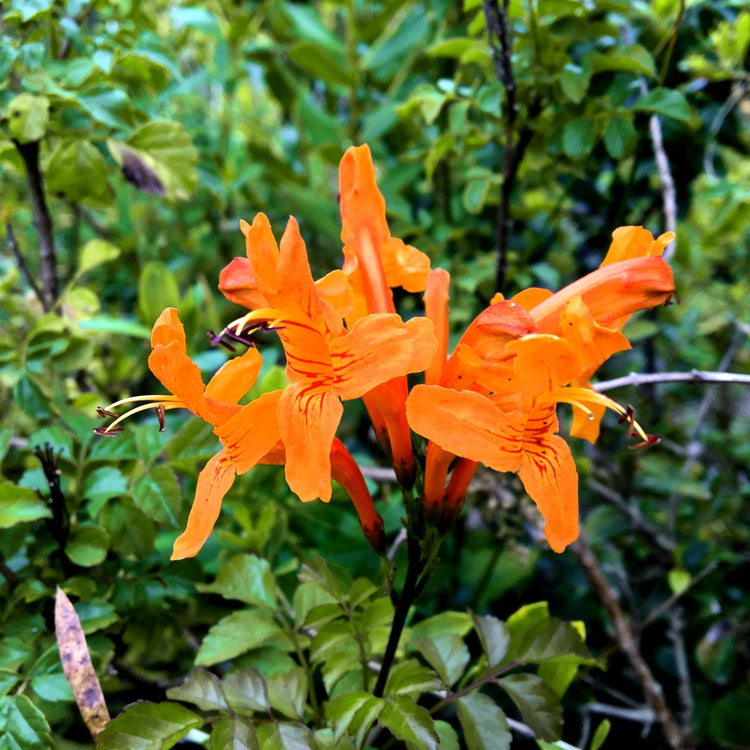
[279,383,343,502]
[332,314,435,400]
[517,433,579,552]
[406,386,524,473]
[506,334,583,398]
[215,390,284,473]
[218,256,269,309]
[171,450,236,560]
[424,268,451,386]
[600,226,675,267]
[204,347,263,405]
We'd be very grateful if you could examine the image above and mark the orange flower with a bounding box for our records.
[221,213,435,502]
[407,227,675,552]
[97,307,384,559]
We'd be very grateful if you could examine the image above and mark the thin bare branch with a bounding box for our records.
[594,369,750,392]
[5,221,46,307]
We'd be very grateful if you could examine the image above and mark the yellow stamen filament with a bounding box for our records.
[228,307,310,336]
[101,400,184,433]
[554,386,650,442]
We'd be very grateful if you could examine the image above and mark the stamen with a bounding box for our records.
[156,404,166,432]
[93,426,123,437]
[96,406,118,419]
[207,330,236,353]
[628,434,661,449]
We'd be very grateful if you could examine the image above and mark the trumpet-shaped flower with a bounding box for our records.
[407,227,675,552]
[220,213,436,502]
[97,307,384,559]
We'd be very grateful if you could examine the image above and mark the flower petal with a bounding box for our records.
[517,433,579,552]
[171,450,236,560]
[406,386,523,473]
[332,314,436,400]
[148,339,208,418]
[600,226,675,267]
[218,256,269,309]
[506,334,583,399]
[204,347,263,405]
[240,213,280,296]
[423,268,451,386]
[279,383,343,502]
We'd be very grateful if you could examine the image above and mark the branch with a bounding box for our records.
[593,369,750,392]
[14,139,58,311]
[703,82,748,179]
[572,533,687,750]
[5,221,46,307]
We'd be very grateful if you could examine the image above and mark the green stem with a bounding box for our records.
[430,661,520,715]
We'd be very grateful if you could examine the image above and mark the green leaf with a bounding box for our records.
[78,90,133,129]
[137,261,181,327]
[288,42,352,87]
[471,613,510,669]
[632,88,692,122]
[7,93,49,143]
[311,621,353,663]
[298,557,344,600]
[196,554,276,608]
[30,672,74,702]
[0,483,51,528]
[427,37,477,58]
[108,121,199,200]
[562,118,597,159]
[590,44,656,77]
[222,666,270,713]
[603,117,636,159]
[46,141,113,208]
[326,692,382,742]
[5,0,54,23]
[435,720,460,750]
[513,618,592,665]
[363,5,430,81]
[77,316,152,338]
[409,611,473,640]
[0,637,31,671]
[65,522,110,566]
[0,694,51,749]
[83,467,129,511]
[266,666,307,720]
[358,597,394,634]
[496,673,562,741]
[166,669,229,712]
[411,634,470,687]
[258,723,321,750]
[133,466,181,527]
[196,610,288,666]
[96,701,202,749]
[211,715,260,750]
[591,719,611,750]
[667,568,691,595]
[560,63,591,103]
[100,497,155,559]
[348,578,378,609]
[76,239,120,276]
[379,695,438,750]
[384,659,444,696]
[463,179,490,214]
[456,693,511,750]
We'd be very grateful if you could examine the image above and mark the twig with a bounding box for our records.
[594,370,750,392]
[360,466,398,482]
[572,533,687,750]
[5,221,46,308]
[13,139,58,311]
[482,0,540,293]
[667,608,693,732]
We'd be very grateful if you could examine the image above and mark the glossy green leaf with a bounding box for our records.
[137,261,181,326]
[591,719,611,750]
[632,88,692,122]
[7,93,49,143]
[326,692,381,742]
[384,659,444,696]
[298,557,344,600]
[96,701,202,749]
[562,118,597,159]
[196,554,276,607]
[166,669,229,712]
[101,497,155,559]
[288,42,352,88]
[603,116,636,159]
[471,613,511,669]
[65,522,110,566]
[590,44,656,77]
[133,466,181,527]
[211,715,260,750]
[513,617,593,664]
[379,695,438,750]
[411,633,470,687]
[0,483,51,528]
[560,63,591,103]
[46,141,113,208]
[496,673,562,741]
[257,722,321,750]
[267,666,308,720]
[434,720,460,750]
[222,666,270,713]
[0,694,51,749]
[456,693,511,750]
[76,239,121,276]
[195,610,288,666]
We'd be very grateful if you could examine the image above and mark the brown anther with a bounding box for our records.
[93,427,122,437]
[617,404,637,437]
[664,290,680,307]
[628,434,661,450]
[96,407,118,419]
[156,404,166,432]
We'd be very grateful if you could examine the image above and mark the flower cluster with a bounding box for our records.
[97,145,675,558]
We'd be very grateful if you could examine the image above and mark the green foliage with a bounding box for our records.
[1,0,748,748]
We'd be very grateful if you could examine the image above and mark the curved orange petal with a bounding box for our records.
[424,441,454,507]
[380,237,431,293]
[600,226,675,267]
[332,314,435,400]
[215,390,284,473]
[218,256,269,310]
[517,433,579,552]
[406,386,523,473]
[506,334,583,399]
[511,287,554,312]
[569,383,606,443]
[423,268,451,386]
[240,213,280,296]
[314,269,354,321]
[204,347,263,404]
[171,450,236,560]
[279,384,343,502]
[529,256,674,333]
[148,339,208,419]
[151,307,185,348]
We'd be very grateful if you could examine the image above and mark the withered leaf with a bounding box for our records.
[121,150,165,195]
[55,586,111,738]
